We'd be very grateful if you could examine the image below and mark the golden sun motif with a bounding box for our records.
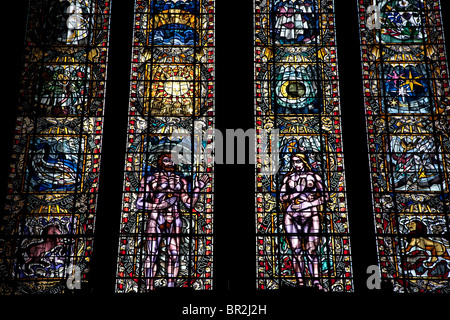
[144,64,200,116]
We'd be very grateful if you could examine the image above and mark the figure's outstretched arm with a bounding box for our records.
[181,175,210,208]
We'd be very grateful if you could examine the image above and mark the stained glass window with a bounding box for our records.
[254,0,353,291]
[358,0,450,293]
[0,0,111,294]
[115,0,214,292]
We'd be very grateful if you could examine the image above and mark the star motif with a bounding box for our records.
[400,70,424,92]
[398,85,411,102]
[390,99,399,106]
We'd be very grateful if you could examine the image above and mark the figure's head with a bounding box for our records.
[158,153,175,172]
[406,220,427,237]
[290,153,311,172]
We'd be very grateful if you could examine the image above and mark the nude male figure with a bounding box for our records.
[136,153,209,290]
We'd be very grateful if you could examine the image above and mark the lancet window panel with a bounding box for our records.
[115,0,214,293]
[358,0,450,293]
[0,0,111,294]
[254,0,353,292]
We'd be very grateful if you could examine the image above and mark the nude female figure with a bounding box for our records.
[280,153,328,290]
